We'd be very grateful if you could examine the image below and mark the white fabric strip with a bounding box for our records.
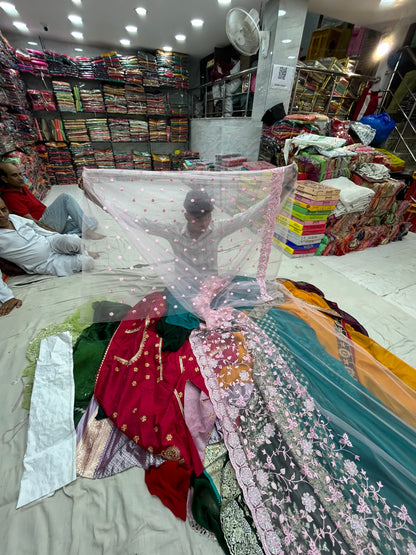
[17,332,76,508]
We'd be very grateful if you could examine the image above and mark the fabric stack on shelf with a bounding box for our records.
[44,141,76,185]
[91,56,110,81]
[146,91,167,116]
[169,117,188,142]
[125,84,147,115]
[275,180,340,257]
[137,50,159,88]
[108,118,130,142]
[148,118,167,142]
[69,143,97,176]
[94,147,115,168]
[120,56,142,85]
[129,120,149,142]
[132,150,152,170]
[0,145,50,199]
[75,57,95,80]
[114,151,134,169]
[103,84,127,113]
[45,51,78,78]
[151,153,171,170]
[242,160,276,171]
[27,89,56,112]
[102,52,125,82]
[15,49,49,76]
[63,119,90,143]
[52,81,77,112]
[173,52,189,89]
[170,150,199,170]
[85,119,111,142]
[215,153,247,170]
[155,50,176,88]
[79,88,106,113]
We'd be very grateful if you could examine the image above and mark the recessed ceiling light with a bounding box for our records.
[135,7,147,16]
[68,14,83,25]
[71,31,83,39]
[191,18,204,27]
[125,25,137,33]
[218,0,231,5]
[74,47,83,52]
[278,10,286,16]
[13,21,29,32]
[120,38,131,46]
[288,55,296,59]
[282,39,292,44]
[71,0,82,5]
[27,41,38,46]
[163,45,172,52]
[0,2,19,16]
[175,34,186,42]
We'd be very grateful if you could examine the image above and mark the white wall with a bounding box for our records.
[190,118,263,160]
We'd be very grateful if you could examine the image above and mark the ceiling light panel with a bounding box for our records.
[71,0,82,5]
[163,45,172,52]
[27,41,38,45]
[13,21,29,32]
[191,18,204,27]
[71,31,83,39]
[135,7,147,16]
[218,0,231,5]
[125,25,138,33]
[175,34,186,41]
[74,48,83,52]
[120,38,131,46]
[68,14,83,25]
[0,2,19,16]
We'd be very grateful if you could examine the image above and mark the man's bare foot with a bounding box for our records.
[85,229,106,240]
[88,251,100,259]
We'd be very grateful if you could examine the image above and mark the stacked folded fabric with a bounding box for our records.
[16,49,49,76]
[129,119,149,142]
[63,119,89,143]
[148,118,167,141]
[275,180,340,257]
[103,84,127,113]
[120,56,142,85]
[44,141,76,184]
[146,91,167,115]
[75,57,95,80]
[45,51,78,78]
[108,118,130,141]
[85,119,111,142]
[137,50,159,88]
[125,84,147,115]
[70,142,97,176]
[79,88,105,113]
[169,117,188,142]
[114,151,134,169]
[156,50,176,87]
[321,176,375,217]
[151,152,171,170]
[52,81,77,112]
[132,150,152,170]
[94,148,115,168]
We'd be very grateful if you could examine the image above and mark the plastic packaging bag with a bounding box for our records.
[359,112,396,146]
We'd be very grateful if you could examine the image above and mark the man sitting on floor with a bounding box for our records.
[0,162,104,239]
[0,198,97,277]
[0,271,22,316]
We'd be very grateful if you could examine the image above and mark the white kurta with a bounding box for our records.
[0,215,94,277]
[0,272,14,303]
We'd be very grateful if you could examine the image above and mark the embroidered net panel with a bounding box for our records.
[81,164,297,321]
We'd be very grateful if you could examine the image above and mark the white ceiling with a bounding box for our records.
[1,0,415,59]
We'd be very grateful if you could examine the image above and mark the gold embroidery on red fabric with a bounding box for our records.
[140,415,147,422]
[159,340,163,381]
[166,434,173,441]
[121,424,127,431]
[113,317,150,366]
[174,388,184,417]
[179,356,186,374]
[125,328,141,334]
[148,446,154,453]
[132,408,137,413]
[145,374,150,380]
[133,435,140,443]
[161,445,180,460]
[112,412,118,418]
[132,381,137,386]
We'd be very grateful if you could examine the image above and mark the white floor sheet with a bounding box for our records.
[0,184,415,554]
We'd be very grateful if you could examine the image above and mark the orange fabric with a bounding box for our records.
[278,290,416,429]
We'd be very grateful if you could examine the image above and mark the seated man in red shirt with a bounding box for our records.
[0,162,104,239]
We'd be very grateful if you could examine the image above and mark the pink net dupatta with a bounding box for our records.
[81,164,297,322]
